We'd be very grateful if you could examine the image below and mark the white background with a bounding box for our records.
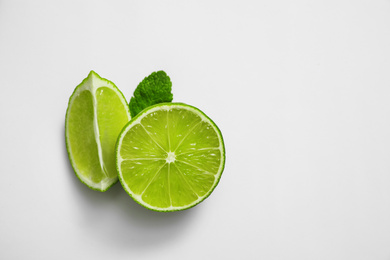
[1,0,390,259]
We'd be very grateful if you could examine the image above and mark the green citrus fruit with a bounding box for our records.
[65,71,131,191]
[116,103,225,211]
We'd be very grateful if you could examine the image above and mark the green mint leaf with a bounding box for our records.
[129,71,173,117]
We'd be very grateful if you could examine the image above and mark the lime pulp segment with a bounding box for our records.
[116,103,225,211]
[65,71,131,191]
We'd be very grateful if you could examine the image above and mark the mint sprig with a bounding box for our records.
[129,71,173,117]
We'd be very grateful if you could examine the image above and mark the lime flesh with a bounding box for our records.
[116,103,225,211]
[65,71,131,191]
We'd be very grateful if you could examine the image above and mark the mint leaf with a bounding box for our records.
[129,71,173,117]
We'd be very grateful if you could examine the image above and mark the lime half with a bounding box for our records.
[65,71,131,191]
[116,103,225,211]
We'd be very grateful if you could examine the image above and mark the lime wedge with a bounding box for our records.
[116,103,225,211]
[65,71,131,191]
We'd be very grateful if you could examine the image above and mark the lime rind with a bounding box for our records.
[116,103,225,211]
[65,71,131,192]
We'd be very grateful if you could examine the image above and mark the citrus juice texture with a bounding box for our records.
[116,103,225,211]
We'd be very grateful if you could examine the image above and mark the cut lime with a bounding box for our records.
[116,103,225,211]
[65,71,131,191]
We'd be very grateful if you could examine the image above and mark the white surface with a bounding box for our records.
[1,0,390,259]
